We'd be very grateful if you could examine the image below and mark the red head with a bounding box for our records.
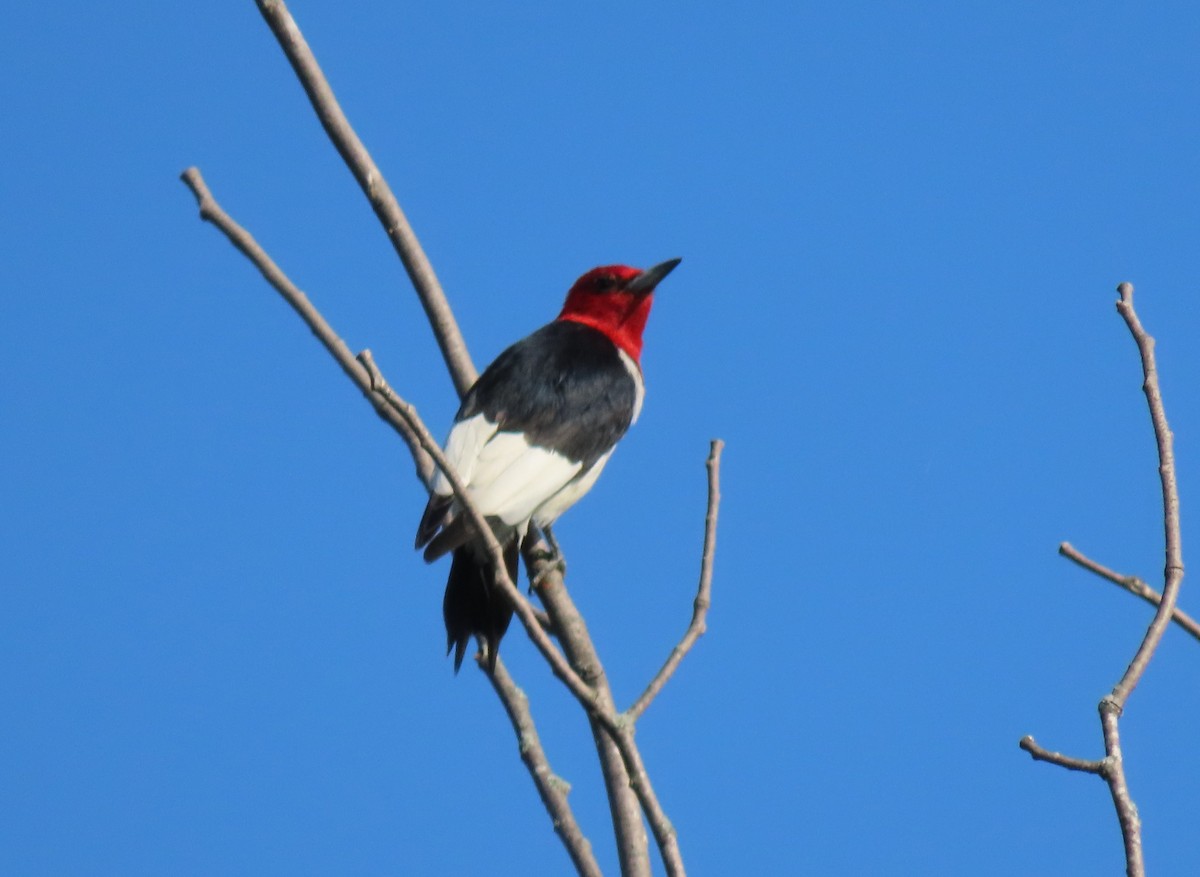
[556,259,681,364]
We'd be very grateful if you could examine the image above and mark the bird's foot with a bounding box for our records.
[525,526,567,591]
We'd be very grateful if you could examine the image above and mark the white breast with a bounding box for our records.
[618,347,645,424]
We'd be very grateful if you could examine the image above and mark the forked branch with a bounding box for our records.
[484,656,603,877]
[1021,282,1185,877]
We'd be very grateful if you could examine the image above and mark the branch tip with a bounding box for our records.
[254,0,477,394]
[1019,736,1104,775]
[628,439,724,720]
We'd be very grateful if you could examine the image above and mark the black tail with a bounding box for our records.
[442,541,518,673]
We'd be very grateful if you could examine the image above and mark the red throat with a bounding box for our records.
[558,294,653,363]
[555,266,655,364]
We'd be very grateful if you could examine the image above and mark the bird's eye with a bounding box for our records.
[592,275,617,291]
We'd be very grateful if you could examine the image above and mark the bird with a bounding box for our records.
[415,258,682,671]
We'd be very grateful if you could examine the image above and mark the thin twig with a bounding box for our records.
[482,656,602,877]
[255,0,477,396]
[179,167,435,487]
[629,440,723,720]
[1018,737,1103,774]
[1059,542,1200,642]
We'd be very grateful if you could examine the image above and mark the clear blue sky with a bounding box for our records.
[4,2,1199,874]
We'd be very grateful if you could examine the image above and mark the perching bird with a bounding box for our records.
[415,258,682,671]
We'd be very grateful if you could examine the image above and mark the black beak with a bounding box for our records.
[626,258,682,294]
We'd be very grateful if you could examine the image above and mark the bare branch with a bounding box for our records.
[1018,736,1103,774]
[527,555,686,876]
[1023,282,1185,877]
[1108,282,1185,708]
[180,166,435,487]
[629,439,723,720]
[527,550,651,877]
[511,440,726,874]
[1059,542,1200,642]
[482,656,602,877]
[255,0,477,396]
[1099,698,1143,874]
[1095,280,1185,877]
[608,723,683,877]
[591,719,651,877]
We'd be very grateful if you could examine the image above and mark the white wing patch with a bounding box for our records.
[432,412,583,528]
[470,434,582,526]
[430,412,498,497]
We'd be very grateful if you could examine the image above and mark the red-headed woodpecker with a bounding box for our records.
[416,258,682,671]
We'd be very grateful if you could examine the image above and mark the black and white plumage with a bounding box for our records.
[415,259,680,671]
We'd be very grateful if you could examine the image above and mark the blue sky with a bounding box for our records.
[4,2,1200,874]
